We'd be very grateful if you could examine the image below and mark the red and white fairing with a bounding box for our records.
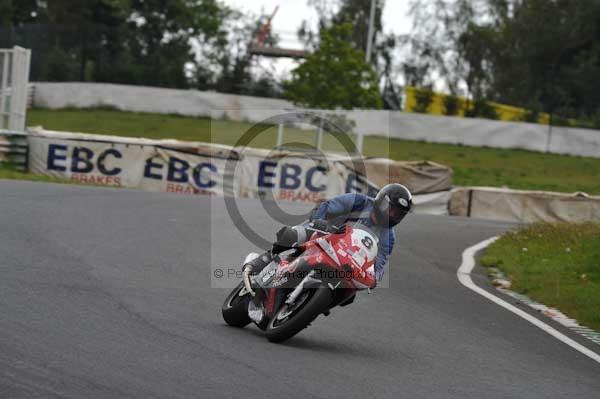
[303,224,378,290]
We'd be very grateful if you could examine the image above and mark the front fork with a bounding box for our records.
[242,266,255,297]
[244,260,279,325]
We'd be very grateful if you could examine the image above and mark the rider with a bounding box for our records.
[244,183,413,285]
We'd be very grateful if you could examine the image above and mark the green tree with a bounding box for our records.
[412,86,434,113]
[51,0,132,82]
[300,1,402,109]
[285,23,382,109]
[406,0,600,123]
[124,0,230,88]
[210,10,282,97]
[300,0,385,59]
[2,0,232,88]
[0,1,12,26]
[443,94,460,116]
[0,0,44,27]
[332,0,383,53]
[487,0,600,121]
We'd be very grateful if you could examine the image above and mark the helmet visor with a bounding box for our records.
[376,196,408,227]
[387,206,408,226]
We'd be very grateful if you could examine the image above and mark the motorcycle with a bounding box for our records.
[221,222,378,343]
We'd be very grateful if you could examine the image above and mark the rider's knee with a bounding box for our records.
[244,252,272,274]
[274,225,307,248]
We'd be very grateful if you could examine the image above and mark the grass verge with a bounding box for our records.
[481,223,600,331]
[0,162,69,184]
[23,107,600,194]
[0,162,123,188]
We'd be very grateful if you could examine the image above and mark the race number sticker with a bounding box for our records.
[351,229,378,263]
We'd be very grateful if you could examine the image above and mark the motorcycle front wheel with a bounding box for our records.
[265,286,332,343]
[222,281,252,327]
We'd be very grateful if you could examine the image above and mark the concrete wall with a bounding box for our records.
[32,82,600,158]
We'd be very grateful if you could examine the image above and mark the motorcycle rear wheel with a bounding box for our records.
[265,286,332,343]
[222,282,252,327]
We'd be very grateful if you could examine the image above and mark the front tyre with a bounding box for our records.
[265,287,332,343]
[222,282,252,327]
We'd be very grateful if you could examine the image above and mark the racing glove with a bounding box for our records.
[307,219,330,232]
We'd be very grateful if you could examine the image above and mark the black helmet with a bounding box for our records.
[372,183,412,227]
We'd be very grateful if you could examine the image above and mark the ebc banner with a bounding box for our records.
[28,134,229,196]
[139,147,229,196]
[238,154,379,203]
[238,154,335,203]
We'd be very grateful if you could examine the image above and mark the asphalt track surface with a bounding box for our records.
[1,180,599,399]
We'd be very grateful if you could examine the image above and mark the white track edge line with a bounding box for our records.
[457,236,600,365]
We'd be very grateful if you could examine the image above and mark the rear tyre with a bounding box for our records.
[222,282,252,327]
[265,286,332,343]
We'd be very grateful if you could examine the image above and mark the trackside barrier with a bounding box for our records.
[450,187,600,223]
[19,128,600,222]
[0,130,28,170]
[25,127,453,215]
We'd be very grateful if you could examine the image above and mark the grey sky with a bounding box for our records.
[223,0,412,36]
[221,0,413,80]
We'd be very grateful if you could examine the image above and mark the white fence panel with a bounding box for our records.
[0,46,31,132]
[31,82,600,158]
